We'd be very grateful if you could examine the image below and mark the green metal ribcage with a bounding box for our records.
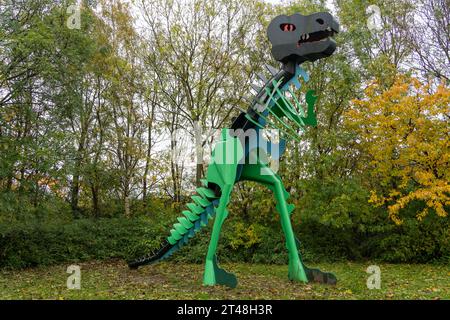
[245,75,318,142]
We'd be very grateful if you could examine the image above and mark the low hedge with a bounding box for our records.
[1,213,448,270]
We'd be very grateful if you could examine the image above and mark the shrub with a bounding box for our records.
[0,217,162,269]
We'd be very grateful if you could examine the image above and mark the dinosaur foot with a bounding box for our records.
[203,255,237,288]
[305,266,337,285]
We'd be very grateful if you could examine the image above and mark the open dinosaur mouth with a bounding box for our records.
[297,28,336,47]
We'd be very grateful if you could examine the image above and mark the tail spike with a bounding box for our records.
[265,63,279,76]
[256,72,268,83]
[251,83,262,93]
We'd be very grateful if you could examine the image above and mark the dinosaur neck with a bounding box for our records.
[230,60,298,132]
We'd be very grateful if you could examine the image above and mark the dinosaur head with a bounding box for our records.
[267,12,339,64]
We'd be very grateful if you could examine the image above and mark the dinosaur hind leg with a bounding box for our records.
[273,178,337,285]
[270,176,308,283]
[203,184,237,288]
[239,163,308,283]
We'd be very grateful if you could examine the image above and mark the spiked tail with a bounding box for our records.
[127,181,220,269]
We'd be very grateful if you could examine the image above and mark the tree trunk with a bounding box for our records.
[124,194,131,217]
[71,134,86,218]
[170,147,179,202]
[194,121,203,186]
[196,163,203,187]
[91,183,100,218]
[143,100,155,207]
[70,172,81,217]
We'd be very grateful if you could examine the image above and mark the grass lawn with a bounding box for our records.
[0,260,449,300]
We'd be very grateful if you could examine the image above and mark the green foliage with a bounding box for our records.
[0,198,448,270]
[0,217,159,269]
[0,192,72,223]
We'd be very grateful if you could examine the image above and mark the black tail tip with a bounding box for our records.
[127,260,141,269]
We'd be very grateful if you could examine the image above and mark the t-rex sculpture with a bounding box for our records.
[128,12,340,288]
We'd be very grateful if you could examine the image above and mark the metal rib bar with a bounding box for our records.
[272,83,306,130]
[263,83,302,140]
[287,86,306,117]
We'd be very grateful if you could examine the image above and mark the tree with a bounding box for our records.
[139,0,263,188]
[345,75,449,224]
[408,0,450,81]
[98,0,148,217]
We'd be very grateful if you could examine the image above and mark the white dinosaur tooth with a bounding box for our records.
[326,27,331,31]
[306,34,310,40]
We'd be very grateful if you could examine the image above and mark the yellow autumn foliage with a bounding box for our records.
[345,76,450,224]
[229,222,263,249]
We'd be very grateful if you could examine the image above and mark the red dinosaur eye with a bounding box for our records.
[280,23,296,32]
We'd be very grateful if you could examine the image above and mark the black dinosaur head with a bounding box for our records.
[267,12,339,64]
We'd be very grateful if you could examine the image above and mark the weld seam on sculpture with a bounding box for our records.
[128,12,340,288]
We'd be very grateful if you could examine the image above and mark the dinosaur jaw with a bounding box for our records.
[292,28,338,63]
[296,28,337,48]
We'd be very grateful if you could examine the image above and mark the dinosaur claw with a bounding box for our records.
[305,267,337,285]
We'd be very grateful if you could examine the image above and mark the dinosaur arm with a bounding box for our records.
[301,90,318,127]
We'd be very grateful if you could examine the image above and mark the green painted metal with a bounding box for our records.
[272,82,306,129]
[182,210,198,222]
[264,81,303,133]
[239,162,308,283]
[169,229,182,241]
[192,195,211,208]
[206,129,243,188]
[131,67,336,287]
[173,223,188,235]
[287,86,306,117]
[177,217,193,229]
[197,74,335,287]
[196,187,218,199]
[203,129,243,287]
[186,203,203,214]
[302,90,318,126]
[150,71,334,287]
[263,86,303,141]
[127,11,340,287]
